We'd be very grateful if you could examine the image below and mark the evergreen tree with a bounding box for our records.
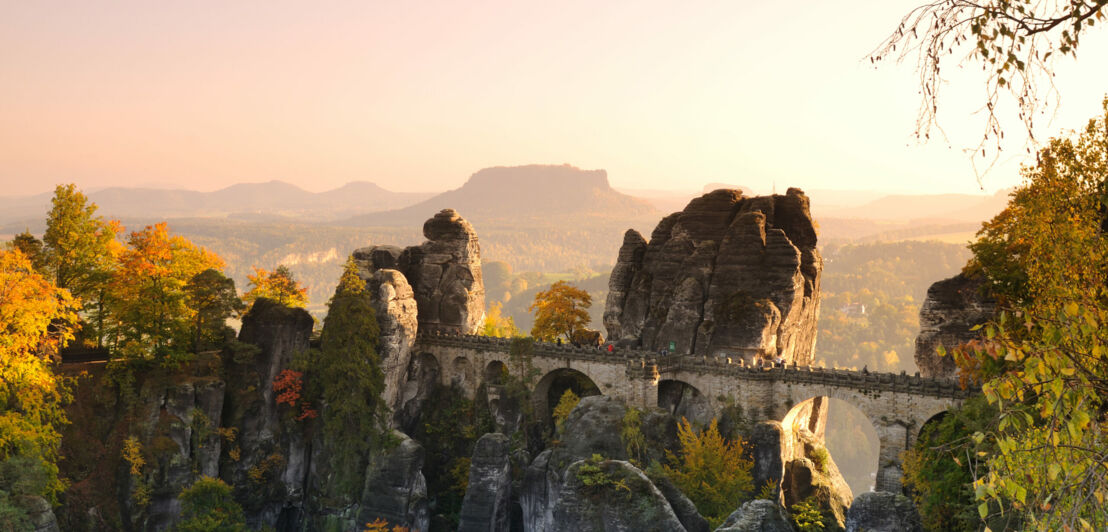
[312,258,385,495]
[184,269,243,352]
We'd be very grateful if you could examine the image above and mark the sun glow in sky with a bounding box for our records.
[2,1,1106,197]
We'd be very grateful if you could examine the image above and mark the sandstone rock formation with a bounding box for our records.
[353,208,485,335]
[404,209,485,332]
[604,188,822,364]
[714,499,793,532]
[226,298,315,527]
[653,476,711,532]
[845,491,924,532]
[458,433,513,532]
[551,459,687,532]
[24,496,61,532]
[915,273,995,379]
[780,428,852,532]
[521,396,683,532]
[358,431,430,532]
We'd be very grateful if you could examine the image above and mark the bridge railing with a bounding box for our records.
[414,331,977,399]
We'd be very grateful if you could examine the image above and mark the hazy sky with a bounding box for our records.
[2,1,1106,197]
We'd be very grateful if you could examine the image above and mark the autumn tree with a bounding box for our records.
[297,258,385,495]
[482,302,520,338]
[8,231,46,274]
[42,184,122,346]
[936,99,1108,528]
[662,418,753,528]
[0,249,79,504]
[108,223,224,359]
[175,477,246,532]
[184,269,243,352]
[242,265,308,312]
[528,280,591,342]
[873,0,1107,165]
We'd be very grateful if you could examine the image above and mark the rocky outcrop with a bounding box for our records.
[915,273,995,379]
[715,499,793,532]
[748,422,786,495]
[458,433,513,532]
[783,424,852,531]
[348,257,420,417]
[358,431,430,532]
[24,496,61,532]
[653,476,710,532]
[845,491,923,532]
[223,298,315,528]
[521,396,685,532]
[604,189,822,365]
[551,459,687,532]
[124,376,227,530]
[353,209,485,336]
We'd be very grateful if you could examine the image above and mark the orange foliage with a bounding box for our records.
[363,518,410,532]
[272,369,317,420]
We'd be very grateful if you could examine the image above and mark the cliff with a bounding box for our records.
[604,188,822,364]
[914,273,995,379]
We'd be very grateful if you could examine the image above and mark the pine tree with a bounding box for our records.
[314,258,385,495]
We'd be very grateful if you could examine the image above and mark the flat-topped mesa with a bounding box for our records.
[604,188,822,365]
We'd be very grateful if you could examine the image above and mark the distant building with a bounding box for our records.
[839,302,867,317]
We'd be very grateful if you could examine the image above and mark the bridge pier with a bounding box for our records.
[873,420,913,493]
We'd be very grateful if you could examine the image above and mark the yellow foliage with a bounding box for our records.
[663,418,753,528]
[482,301,520,338]
[552,389,580,431]
[528,280,591,341]
[122,436,145,477]
[242,264,309,310]
[0,248,78,498]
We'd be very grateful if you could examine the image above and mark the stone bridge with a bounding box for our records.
[412,331,976,493]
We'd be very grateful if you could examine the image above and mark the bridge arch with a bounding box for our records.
[533,368,601,428]
[450,356,474,389]
[658,379,714,427]
[484,360,509,386]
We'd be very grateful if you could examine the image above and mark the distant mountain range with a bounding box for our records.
[0,180,434,226]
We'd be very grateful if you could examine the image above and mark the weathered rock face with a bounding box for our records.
[353,209,485,335]
[224,298,315,528]
[458,433,512,532]
[605,188,822,364]
[358,431,430,532]
[348,259,419,417]
[24,496,61,532]
[653,476,710,532]
[124,377,227,530]
[521,396,684,532]
[715,499,793,532]
[748,421,786,495]
[845,491,923,532]
[915,273,995,379]
[403,209,486,333]
[551,459,687,532]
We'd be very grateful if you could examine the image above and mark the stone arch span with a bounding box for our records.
[657,379,714,427]
[533,368,602,428]
[484,360,508,386]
